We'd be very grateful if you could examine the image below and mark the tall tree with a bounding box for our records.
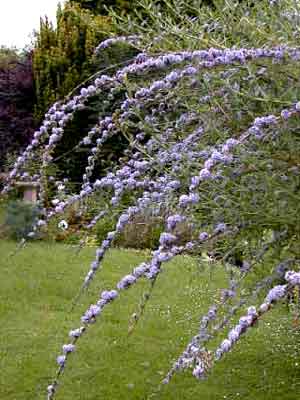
[0,48,36,170]
[33,2,112,119]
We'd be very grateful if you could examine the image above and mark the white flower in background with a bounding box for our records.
[58,184,65,191]
[58,220,68,230]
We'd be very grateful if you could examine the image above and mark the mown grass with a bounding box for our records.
[0,240,300,400]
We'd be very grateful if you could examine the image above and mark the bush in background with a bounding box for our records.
[4,200,40,240]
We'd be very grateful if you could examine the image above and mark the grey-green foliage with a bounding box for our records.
[5,200,40,240]
[110,0,300,51]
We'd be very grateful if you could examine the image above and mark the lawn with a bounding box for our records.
[0,240,300,400]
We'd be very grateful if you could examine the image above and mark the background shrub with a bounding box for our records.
[4,200,40,240]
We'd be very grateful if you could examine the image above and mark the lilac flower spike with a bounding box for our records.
[214,223,226,233]
[199,168,212,180]
[285,270,300,285]
[95,35,139,54]
[56,355,66,367]
[69,327,85,338]
[267,281,287,301]
[167,214,185,230]
[117,275,137,290]
[62,344,75,354]
[101,290,118,302]
[215,270,300,363]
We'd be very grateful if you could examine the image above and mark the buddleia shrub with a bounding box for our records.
[2,0,300,398]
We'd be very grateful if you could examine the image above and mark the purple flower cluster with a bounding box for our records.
[285,270,300,285]
[214,306,258,360]
[214,268,300,363]
[159,232,177,246]
[163,271,239,383]
[117,274,136,290]
[81,116,117,188]
[167,214,185,230]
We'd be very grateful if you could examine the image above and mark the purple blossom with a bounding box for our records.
[193,365,205,379]
[133,263,148,278]
[117,275,136,290]
[184,66,197,75]
[167,180,181,190]
[281,109,291,120]
[190,175,200,188]
[239,315,253,328]
[179,193,199,208]
[254,115,278,127]
[225,138,239,148]
[107,231,116,240]
[145,265,160,280]
[199,232,209,241]
[190,193,199,204]
[57,355,66,366]
[179,195,190,208]
[248,125,262,137]
[199,168,212,180]
[101,290,118,302]
[90,261,99,271]
[69,328,85,338]
[166,71,179,82]
[259,303,269,313]
[211,151,224,162]
[265,284,287,303]
[228,328,240,343]
[80,88,88,96]
[167,214,185,230]
[214,223,226,233]
[159,232,177,246]
[215,348,223,360]
[247,306,257,316]
[62,344,75,354]
[220,289,236,301]
[207,306,217,320]
[220,339,232,353]
[285,270,300,285]
[95,35,139,53]
[157,251,173,262]
[81,304,102,324]
[185,242,194,251]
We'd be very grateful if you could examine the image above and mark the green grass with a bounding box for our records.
[0,240,299,400]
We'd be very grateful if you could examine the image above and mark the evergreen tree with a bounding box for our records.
[33,2,112,119]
